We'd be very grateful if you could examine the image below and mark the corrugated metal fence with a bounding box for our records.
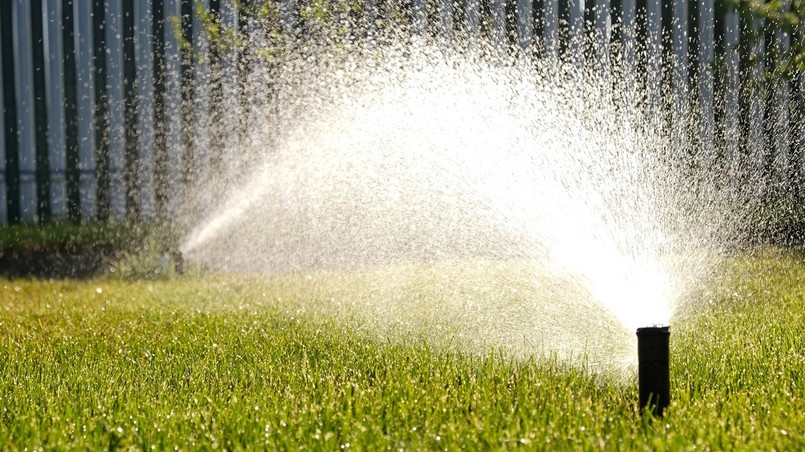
[1,0,802,224]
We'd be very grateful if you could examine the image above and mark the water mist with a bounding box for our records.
[180,25,753,374]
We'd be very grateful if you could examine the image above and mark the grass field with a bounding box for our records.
[1,251,804,449]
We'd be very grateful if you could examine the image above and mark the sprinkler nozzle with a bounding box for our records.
[636,326,670,417]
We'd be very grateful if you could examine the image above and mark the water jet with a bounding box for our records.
[636,326,670,417]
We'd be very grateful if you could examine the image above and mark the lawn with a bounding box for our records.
[1,251,804,449]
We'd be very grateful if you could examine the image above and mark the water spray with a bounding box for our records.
[636,326,670,417]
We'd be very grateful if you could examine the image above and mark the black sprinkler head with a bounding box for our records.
[636,326,670,417]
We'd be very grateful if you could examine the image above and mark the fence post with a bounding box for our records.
[542,0,558,58]
[282,0,297,34]
[163,0,183,218]
[193,0,211,217]
[440,0,454,42]
[43,0,67,219]
[412,0,426,36]
[465,0,480,44]
[134,0,155,221]
[105,0,127,221]
[594,0,611,69]
[74,0,98,220]
[544,0,559,57]
[646,0,662,112]
[568,0,584,68]
[516,0,532,51]
[220,0,241,195]
[491,0,505,48]
[698,0,714,168]
[12,0,38,223]
[621,0,636,68]
[672,0,689,156]
[749,16,766,191]
[0,11,5,225]
[365,0,376,36]
[772,3,791,186]
[723,7,740,179]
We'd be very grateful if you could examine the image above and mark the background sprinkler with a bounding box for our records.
[636,326,670,416]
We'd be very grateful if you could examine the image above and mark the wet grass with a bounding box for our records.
[1,251,804,449]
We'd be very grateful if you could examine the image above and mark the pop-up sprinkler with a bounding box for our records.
[636,326,670,416]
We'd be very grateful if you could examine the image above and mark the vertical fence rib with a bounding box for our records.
[365,0,376,36]
[220,0,241,195]
[163,0,183,218]
[0,10,5,224]
[492,0,506,48]
[621,0,636,68]
[44,0,67,219]
[698,0,714,167]
[800,71,805,191]
[773,2,791,186]
[466,0,480,44]
[282,0,297,34]
[723,7,740,178]
[594,0,610,68]
[412,0,426,36]
[134,0,155,221]
[516,0,532,51]
[542,0,557,57]
[106,0,127,220]
[12,0,38,223]
[646,0,662,111]
[193,0,211,216]
[568,0,585,68]
[0,0,799,225]
[749,15,766,190]
[672,0,689,156]
[440,0,454,41]
[74,0,98,220]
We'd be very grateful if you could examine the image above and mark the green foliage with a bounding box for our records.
[2,255,805,448]
[0,222,149,254]
[731,0,805,78]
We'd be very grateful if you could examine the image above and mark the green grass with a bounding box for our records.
[1,252,805,449]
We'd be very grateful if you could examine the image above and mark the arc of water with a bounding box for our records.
[12,0,38,223]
